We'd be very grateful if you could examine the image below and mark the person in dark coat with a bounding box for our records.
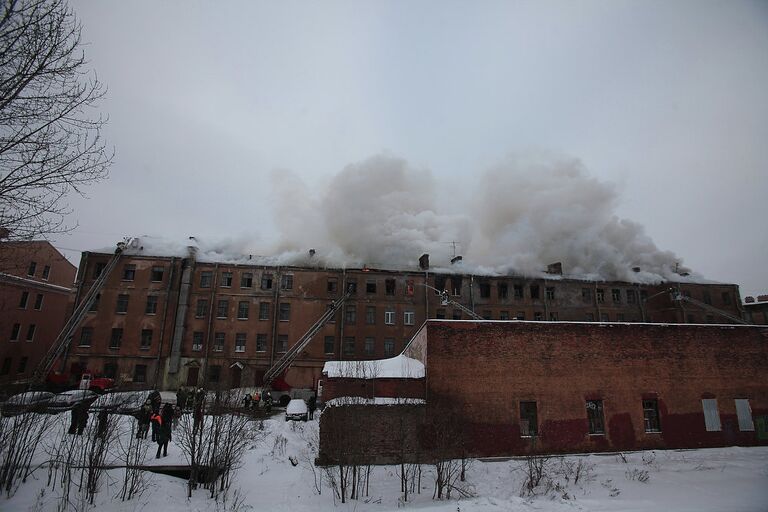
[307,394,317,420]
[176,388,188,409]
[137,401,151,439]
[96,410,109,438]
[75,402,88,435]
[155,404,173,458]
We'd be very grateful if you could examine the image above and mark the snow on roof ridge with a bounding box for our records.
[324,397,426,407]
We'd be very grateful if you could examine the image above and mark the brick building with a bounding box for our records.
[63,243,747,392]
[0,241,76,389]
[744,295,768,325]
[318,320,768,463]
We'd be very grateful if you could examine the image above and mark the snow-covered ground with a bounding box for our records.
[3,409,768,511]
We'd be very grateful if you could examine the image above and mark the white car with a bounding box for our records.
[47,390,99,413]
[1,391,55,416]
[285,399,308,421]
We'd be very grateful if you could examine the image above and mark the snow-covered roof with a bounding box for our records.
[322,354,425,379]
[324,397,426,407]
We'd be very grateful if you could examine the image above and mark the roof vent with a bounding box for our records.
[309,249,316,258]
[632,267,641,273]
[745,296,755,303]
[451,255,463,265]
[419,254,430,271]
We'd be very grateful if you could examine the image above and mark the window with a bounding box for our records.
[406,279,415,296]
[116,294,129,313]
[701,399,721,431]
[324,336,335,355]
[217,299,229,318]
[25,324,35,341]
[145,295,158,314]
[256,334,267,352]
[122,264,136,281]
[596,289,605,303]
[530,285,540,300]
[133,365,147,383]
[436,309,445,319]
[196,298,208,317]
[17,357,28,374]
[545,287,555,300]
[612,289,621,303]
[513,284,524,299]
[259,302,270,320]
[42,265,50,280]
[192,332,203,351]
[261,273,273,290]
[735,399,754,431]
[703,290,712,305]
[586,400,605,434]
[498,283,508,299]
[384,338,395,356]
[209,365,221,383]
[110,328,123,349]
[79,327,93,347]
[643,399,661,432]
[435,275,447,292]
[93,262,106,279]
[237,301,249,319]
[616,313,625,322]
[104,363,117,379]
[19,291,28,308]
[404,311,415,325]
[140,329,152,349]
[280,274,293,290]
[533,312,543,321]
[221,271,233,287]
[364,337,375,355]
[500,311,510,320]
[482,310,492,320]
[385,279,396,296]
[721,291,731,305]
[0,358,11,375]
[626,289,637,304]
[10,323,20,341]
[452,310,462,320]
[549,312,558,321]
[585,313,594,321]
[344,305,356,324]
[520,401,538,436]
[451,276,463,296]
[347,278,357,294]
[279,303,290,321]
[200,271,212,288]
[600,313,609,322]
[277,334,288,353]
[241,272,253,288]
[214,332,225,352]
[516,311,526,320]
[27,261,36,276]
[88,293,100,312]
[151,266,164,282]
[366,280,377,294]
[366,306,376,325]
[479,282,490,298]
[343,337,355,356]
[235,333,246,353]
[384,310,395,325]
[327,278,338,294]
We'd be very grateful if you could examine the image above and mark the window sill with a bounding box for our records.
[139,347,150,351]
[644,431,662,434]
[216,316,227,320]
[78,345,91,348]
[234,350,245,353]
[588,433,605,436]
[145,313,156,316]
[237,317,248,321]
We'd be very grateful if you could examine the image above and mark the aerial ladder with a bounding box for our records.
[30,239,131,386]
[262,288,353,388]
[669,288,751,325]
[420,283,484,320]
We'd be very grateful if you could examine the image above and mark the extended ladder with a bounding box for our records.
[670,290,750,325]
[30,241,129,385]
[262,289,352,387]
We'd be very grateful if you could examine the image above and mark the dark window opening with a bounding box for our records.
[235,333,246,353]
[93,262,106,279]
[17,356,28,374]
[626,289,637,304]
[347,279,357,294]
[133,365,147,383]
[116,294,129,313]
[19,291,28,308]
[42,265,50,280]
[151,267,164,282]
[27,261,36,276]
[140,329,152,349]
[451,276,463,296]
[261,273,273,290]
[514,284,524,299]
[208,365,221,383]
[479,282,491,298]
[385,279,396,295]
[498,283,508,299]
[200,271,212,288]
[366,281,377,294]
[384,338,395,356]
[122,264,136,281]
[259,302,270,320]
[195,298,208,318]
[110,328,123,349]
[436,309,446,319]
[434,275,447,292]
[586,400,605,434]
[277,334,288,353]
[365,337,375,355]
[545,287,555,300]
[145,295,158,314]
[78,327,93,347]
[520,401,538,436]
[596,289,605,303]
[192,332,203,351]
[327,278,338,294]
[612,289,621,303]
[241,272,253,288]
[221,272,233,287]
[324,336,335,355]
[88,293,100,312]
[530,285,540,300]
[643,399,661,432]
[256,334,267,352]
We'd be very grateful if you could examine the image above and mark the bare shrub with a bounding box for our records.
[0,411,56,498]
[624,468,650,483]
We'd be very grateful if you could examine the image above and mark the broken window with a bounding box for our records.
[406,280,415,296]
[366,280,377,294]
[241,272,253,288]
[344,305,356,324]
[530,285,540,300]
[643,399,661,432]
[513,284,524,299]
[27,261,36,276]
[366,306,376,324]
[327,278,338,294]
[196,298,208,318]
[116,294,129,313]
[10,323,20,341]
[145,295,158,314]
[434,275,447,293]
[545,287,555,300]
[151,266,164,282]
[324,336,335,355]
[384,338,395,357]
[140,329,152,349]
[479,282,491,298]
[256,334,267,352]
[385,279,396,296]
[237,300,249,319]
[519,401,538,436]
[701,398,721,431]
[221,272,233,287]
[217,299,229,318]
[259,302,269,320]
[93,262,106,279]
[18,291,28,308]
[213,332,225,352]
[280,274,293,290]
[451,276,463,296]
[347,279,357,294]
[122,264,136,281]
[499,311,509,320]
[200,271,212,288]
[279,303,291,321]
[549,312,558,321]
[498,283,508,299]
[192,332,203,351]
[343,337,355,356]
[586,400,605,434]
[596,289,605,303]
[109,328,123,349]
[612,289,621,303]
[261,273,273,290]
[235,333,246,353]
[42,265,50,280]
[735,399,754,431]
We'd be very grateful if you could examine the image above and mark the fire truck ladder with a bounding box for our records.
[262,288,352,387]
[420,283,484,321]
[30,241,130,385]
[670,289,751,325]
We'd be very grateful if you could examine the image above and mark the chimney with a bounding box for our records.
[309,249,316,258]
[632,267,641,273]
[745,296,755,303]
[757,294,768,303]
[419,254,430,271]
[451,255,463,265]
[546,262,563,275]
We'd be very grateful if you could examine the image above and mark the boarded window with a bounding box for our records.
[735,399,754,431]
[520,401,538,436]
[701,399,721,431]
[586,400,605,434]
[643,399,661,432]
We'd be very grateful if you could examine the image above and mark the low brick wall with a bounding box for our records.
[321,377,425,402]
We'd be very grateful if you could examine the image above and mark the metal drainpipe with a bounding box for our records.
[636,284,645,322]
[152,256,176,389]
[339,269,346,360]
[269,267,281,367]
[201,264,218,390]
[423,270,429,319]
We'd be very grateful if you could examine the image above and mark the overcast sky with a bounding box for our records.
[58,1,768,297]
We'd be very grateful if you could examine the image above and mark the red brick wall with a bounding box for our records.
[320,376,425,402]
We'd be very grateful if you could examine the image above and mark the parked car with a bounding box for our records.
[1,391,55,416]
[285,399,308,422]
[47,390,99,413]
[90,390,160,415]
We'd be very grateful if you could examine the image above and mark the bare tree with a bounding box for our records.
[0,0,112,241]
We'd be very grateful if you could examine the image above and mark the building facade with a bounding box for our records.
[744,295,768,325]
[0,241,76,390]
[64,247,746,392]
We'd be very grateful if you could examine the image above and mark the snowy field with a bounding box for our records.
[2,409,768,512]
